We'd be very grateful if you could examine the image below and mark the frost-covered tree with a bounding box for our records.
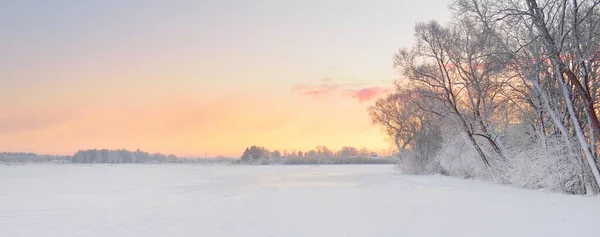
[241,146,269,162]
[371,0,600,195]
[452,0,600,194]
[272,150,281,158]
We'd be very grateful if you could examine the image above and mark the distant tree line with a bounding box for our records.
[1,147,397,165]
[0,150,236,164]
[239,145,398,165]
[0,152,71,163]
[71,149,182,164]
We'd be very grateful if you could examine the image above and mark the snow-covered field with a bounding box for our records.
[1,164,599,237]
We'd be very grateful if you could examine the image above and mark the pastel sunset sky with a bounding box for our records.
[0,0,448,157]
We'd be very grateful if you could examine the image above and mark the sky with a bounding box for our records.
[0,0,449,157]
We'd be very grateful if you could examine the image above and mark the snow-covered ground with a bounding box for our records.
[0,164,599,237]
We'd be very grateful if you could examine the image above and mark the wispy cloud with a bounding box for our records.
[294,78,391,102]
[347,87,391,102]
[294,83,339,99]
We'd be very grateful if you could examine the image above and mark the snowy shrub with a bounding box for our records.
[397,150,444,175]
[506,138,583,194]
[397,150,430,175]
[396,124,444,175]
[435,135,490,180]
[397,133,490,179]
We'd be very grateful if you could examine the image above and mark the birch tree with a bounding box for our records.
[453,0,600,193]
[394,21,507,169]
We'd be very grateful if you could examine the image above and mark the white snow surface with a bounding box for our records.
[1,164,599,237]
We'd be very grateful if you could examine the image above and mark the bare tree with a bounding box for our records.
[453,0,600,193]
[394,21,500,169]
[368,89,423,151]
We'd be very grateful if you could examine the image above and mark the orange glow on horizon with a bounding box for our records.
[0,88,390,157]
[0,1,450,157]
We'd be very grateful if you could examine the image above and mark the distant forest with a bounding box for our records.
[0,150,231,164]
[0,146,397,165]
[239,145,397,165]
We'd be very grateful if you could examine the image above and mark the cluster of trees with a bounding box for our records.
[1,150,237,164]
[240,145,397,165]
[370,0,600,194]
[70,150,241,164]
[0,152,70,164]
[71,149,183,164]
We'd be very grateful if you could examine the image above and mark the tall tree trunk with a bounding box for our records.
[526,0,600,146]
[452,106,492,168]
[556,65,600,194]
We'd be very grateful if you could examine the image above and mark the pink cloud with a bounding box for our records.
[294,79,391,102]
[348,87,391,102]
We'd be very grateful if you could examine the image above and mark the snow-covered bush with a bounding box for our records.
[396,120,444,175]
[435,135,490,180]
[397,150,429,175]
[506,138,583,194]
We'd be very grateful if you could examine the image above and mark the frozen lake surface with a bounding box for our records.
[1,164,599,237]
